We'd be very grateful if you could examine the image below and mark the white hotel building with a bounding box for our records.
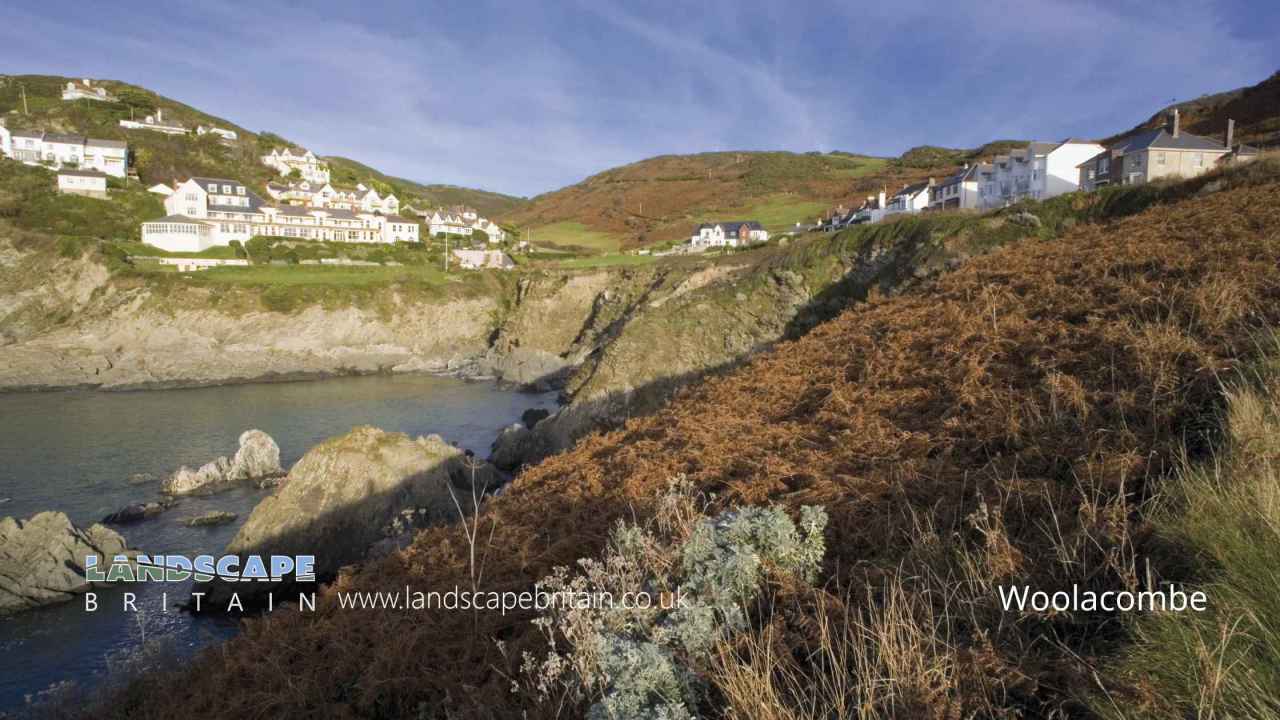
[141,177,418,252]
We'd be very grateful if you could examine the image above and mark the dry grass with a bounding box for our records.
[68,171,1280,718]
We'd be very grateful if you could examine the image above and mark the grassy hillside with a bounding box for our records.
[500,150,925,250]
[499,143,1041,251]
[0,74,524,212]
[1106,69,1280,148]
[64,160,1280,719]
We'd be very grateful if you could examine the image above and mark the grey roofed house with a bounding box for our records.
[12,129,44,139]
[85,138,127,149]
[697,220,764,232]
[41,133,87,145]
[1110,127,1226,153]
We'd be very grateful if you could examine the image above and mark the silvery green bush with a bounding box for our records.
[520,478,828,719]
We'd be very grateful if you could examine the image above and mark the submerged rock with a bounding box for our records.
[199,426,500,606]
[102,499,175,525]
[0,511,137,616]
[183,511,238,527]
[161,430,283,495]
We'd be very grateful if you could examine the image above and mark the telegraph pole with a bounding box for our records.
[443,234,449,272]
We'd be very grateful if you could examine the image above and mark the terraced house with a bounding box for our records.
[141,177,418,252]
[1,130,127,177]
[976,139,1103,209]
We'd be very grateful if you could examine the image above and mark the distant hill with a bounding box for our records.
[499,144,1034,251]
[0,74,525,214]
[323,156,525,218]
[1106,69,1280,148]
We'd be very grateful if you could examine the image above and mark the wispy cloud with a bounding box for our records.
[1,1,1275,196]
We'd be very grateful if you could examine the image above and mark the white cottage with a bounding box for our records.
[57,169,108,198]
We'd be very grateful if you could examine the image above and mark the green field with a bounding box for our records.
[528,220,622,251]
[168,263,450,287]
[690,194,829,234]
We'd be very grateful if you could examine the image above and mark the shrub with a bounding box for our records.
[520,479,827,719]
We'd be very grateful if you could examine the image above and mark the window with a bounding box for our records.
[1156,152,1166,165]
[222,185,231,193]
[1192,153,1203,167]
[237,187,245,195]
[207,183,217,192]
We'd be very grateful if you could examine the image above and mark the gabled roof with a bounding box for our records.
[146,214,213,225]
[892,181,931,199]
[85,138,126,149]
[1111,128,1227,153]
[43,133,86,145]
[695,220,765,232]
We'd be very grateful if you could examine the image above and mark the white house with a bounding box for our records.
[929,164,983,210]
[452,248,515,270]
[429,210,474,237]
[885,181,932,216]
[473,218,506,243]
[0,121,10,158]
[690,220,768,247]
[3,131,127,177]
[61,79,117,103]
[142,176,418,252]
[147,183,174,196]
[260,147,330,184]
[119,109,188,136]
[850,190,889,225]
[196,125,238,142]
[57,169,108,198]
[977,139,1104,209]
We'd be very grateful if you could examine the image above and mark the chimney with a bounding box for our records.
[1226,118,1235,149]
[878,189,886,208]
[928,177,936,186]
[1171,108,1180,138]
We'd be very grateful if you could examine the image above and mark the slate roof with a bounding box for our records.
[85,138,126,149]
[42,133,86,145]
[892,181,931,198]
[695,220,765,232]
[145,214,213,225]
[1112,128,1227,153]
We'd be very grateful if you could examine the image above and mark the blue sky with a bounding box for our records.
[3,0,1277,197]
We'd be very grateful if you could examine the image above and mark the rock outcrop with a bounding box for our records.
[161,430,283,495]
[200,426,500,606]
[102,499,175,525]
[183,511,238,527]
[0,512,135,616]
[489,422,534,471]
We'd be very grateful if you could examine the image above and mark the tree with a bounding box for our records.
[228,240,247,259]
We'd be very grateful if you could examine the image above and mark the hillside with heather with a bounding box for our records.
[0,74,525,213]
[1107,69,1280,148]
[53,155,1280,719]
